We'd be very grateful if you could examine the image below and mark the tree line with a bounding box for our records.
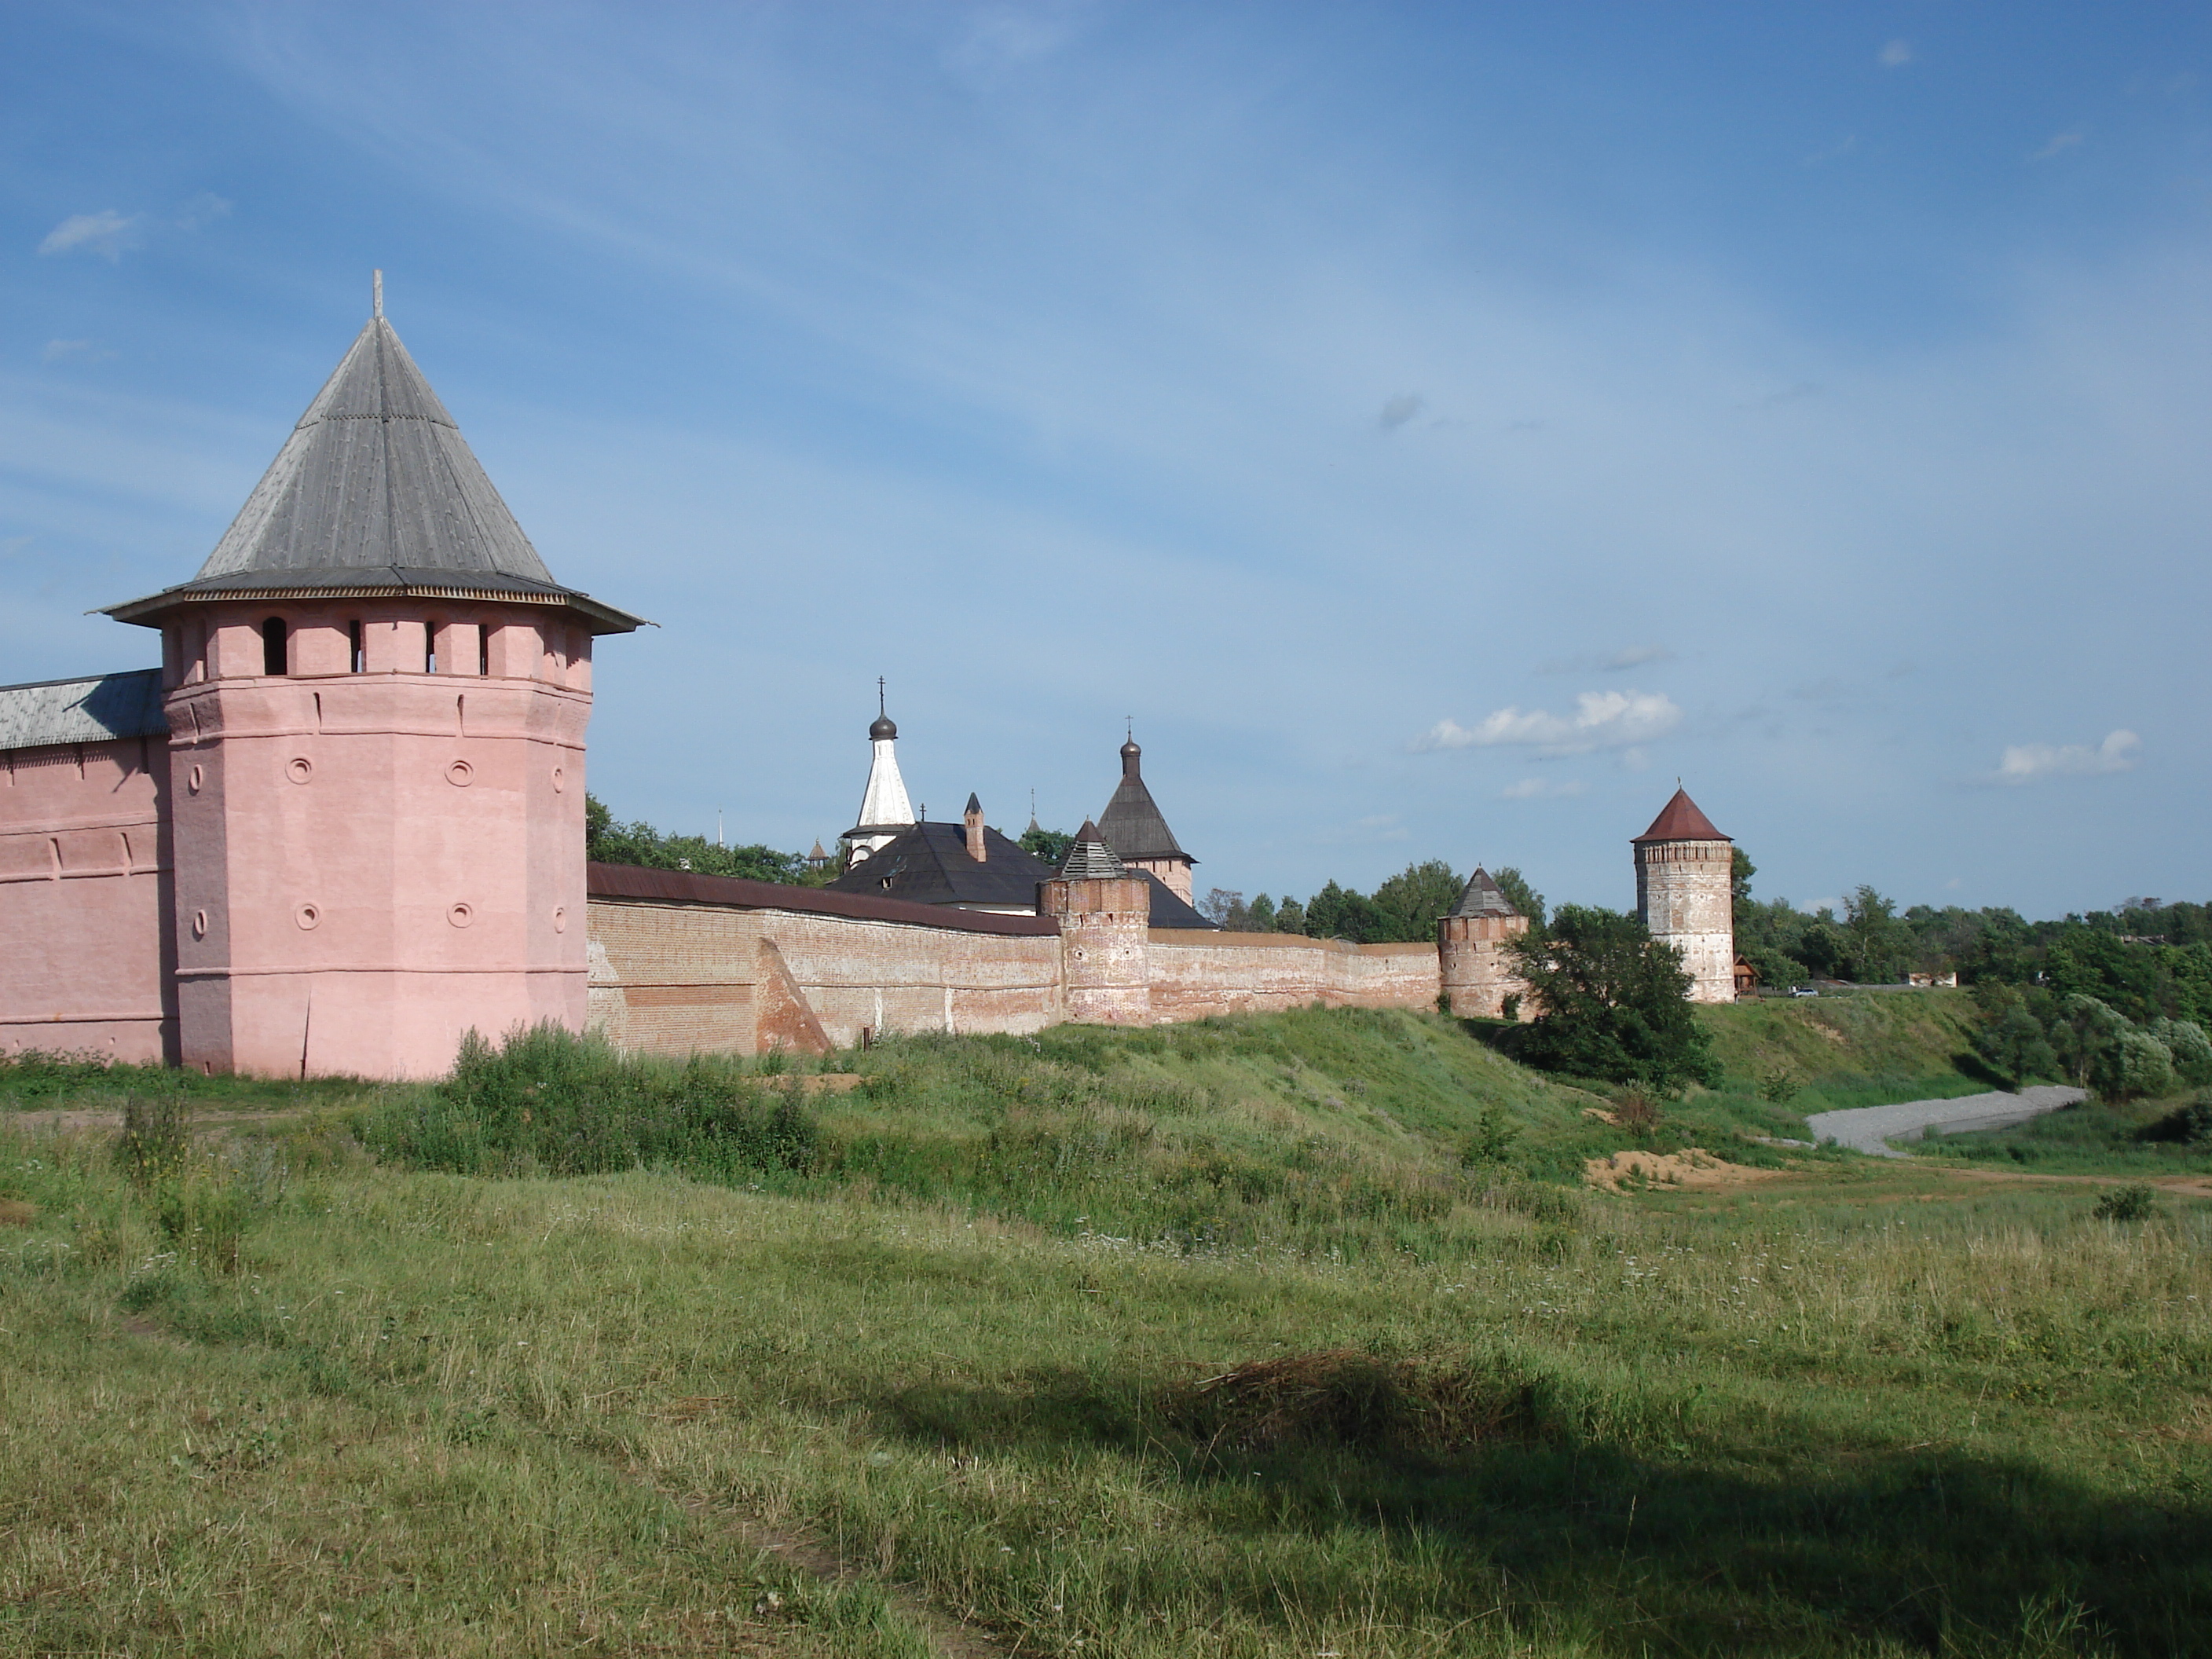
[1195,861,1546,943]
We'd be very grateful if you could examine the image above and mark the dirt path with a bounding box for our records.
[1805,1085,2086,1158]
[5,1105,310,1135]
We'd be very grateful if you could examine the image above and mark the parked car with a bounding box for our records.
[1789,984,1819,998]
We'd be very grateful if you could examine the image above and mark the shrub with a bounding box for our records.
[2092,1183,2157,1222]
[1756,1067,1801,1103]
[2089,1027,2174,1102]
[115,1095,191,1188]
[2151,1017,2212,1085]
[359,1023,819,1181]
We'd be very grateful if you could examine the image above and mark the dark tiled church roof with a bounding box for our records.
[1448,867,1519,918]
[105,306,642,634]
[825,821,1053,910]
[1633,787,1728,844]
[1096,738,1193,865]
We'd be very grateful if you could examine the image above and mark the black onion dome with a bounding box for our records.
[870,713,898,741]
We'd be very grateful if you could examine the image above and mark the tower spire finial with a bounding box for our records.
[879,676,887,718]
[372,269,383,320]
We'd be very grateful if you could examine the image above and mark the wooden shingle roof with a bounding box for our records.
[1633,787,1727,843]
[105,312,643,634]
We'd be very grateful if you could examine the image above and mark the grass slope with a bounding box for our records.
[1696,988,1987,1101]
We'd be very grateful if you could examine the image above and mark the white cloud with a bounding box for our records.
[2031,130,2085,161]
[37,210,145,259]
[1987,729,2139,786]
[1879,40,1914,68]
[40,339,108,363]
[1602,644,1672,671]
[175,192,233,230]
[1502,777,1587,800]
[1379,392,1425,431]
[1414,689,1682,756]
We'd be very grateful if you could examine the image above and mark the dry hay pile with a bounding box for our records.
[1169,1349,1538,1457]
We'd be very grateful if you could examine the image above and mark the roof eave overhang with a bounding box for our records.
[99,577,652,635]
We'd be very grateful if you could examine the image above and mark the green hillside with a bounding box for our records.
[1694,988,1989,1111]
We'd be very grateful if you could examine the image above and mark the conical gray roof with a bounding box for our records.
[106,312,643,633]
[1057,820,1127,880]
[1449,867,1520,918]
[1095,738,1194,864]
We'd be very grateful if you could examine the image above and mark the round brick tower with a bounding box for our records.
[1437,867,1531,1019]
[1036,821,1152,1024]
[103,291,643,1078]
[1632,787,1734,1003]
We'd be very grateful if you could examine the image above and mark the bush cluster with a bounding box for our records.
[357,1023,819,1180]
[1972,986,2212,1100]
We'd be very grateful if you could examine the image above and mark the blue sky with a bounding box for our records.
[5,2,2208,919]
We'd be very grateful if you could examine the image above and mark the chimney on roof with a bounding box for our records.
[964,793,986,862]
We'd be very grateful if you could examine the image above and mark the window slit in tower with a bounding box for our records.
[477,624,489,677]
[261,617,288,676]
[425,624,438,676]
[348,621,364,673]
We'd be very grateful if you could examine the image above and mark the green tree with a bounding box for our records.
[1503,904,1720,1093]
[1247,894,1279,932]
[584,795,807,884]
[1370,859,1464,943]
[1273,895,1307,935]
[1019,825,1076,868]
[1843,886,1911,983]
[1493,867,1545,928]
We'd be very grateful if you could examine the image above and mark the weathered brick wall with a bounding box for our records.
[1635,838,1735,1003]
[585,870,1444,1057]
[588,891,1064,1057]
[1438,911,1533,1019]
[1144,931,1438,1020]
[0,736,176,1063]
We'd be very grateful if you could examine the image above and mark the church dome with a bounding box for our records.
[870,713,898,741]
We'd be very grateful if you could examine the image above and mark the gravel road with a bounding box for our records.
[1804,1085,2087,1158]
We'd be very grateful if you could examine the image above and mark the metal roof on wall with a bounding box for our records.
[0,668,167,751]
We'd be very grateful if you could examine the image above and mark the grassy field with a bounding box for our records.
[4,1003,2208,1657]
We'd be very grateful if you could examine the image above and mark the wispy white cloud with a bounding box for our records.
[1379,392,1424,431]
[1502,776,1587,800]
[35,195,229,260]
[1804,134,1858,167]
[40,339,113,364]
[1414,689,1682,756]
[1538,644,1673,674]
[38,210,145,259]
[1987,729,2139,786]
[1879,40,1914,68]
[2031,130,2085,160]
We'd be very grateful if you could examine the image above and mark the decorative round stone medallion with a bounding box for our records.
[446,760,474,787]
[191,910,209,939]
[552,906,567,933]
[286,757,313,785]
[551,765,565,793]
[448,903,474,928]
[188,765,203,794]
[296,904,320,931]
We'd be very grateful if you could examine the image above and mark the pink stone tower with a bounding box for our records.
[102,287,642,1079]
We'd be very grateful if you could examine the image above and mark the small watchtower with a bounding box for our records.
[1632,786,1734,1003]
[1094,731,1196,902]
[1437,868,1532,1019]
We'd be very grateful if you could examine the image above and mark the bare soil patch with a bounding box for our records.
[1584,1148,1796,1194]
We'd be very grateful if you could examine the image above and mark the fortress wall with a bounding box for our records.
[0,736,177,1063]
[1144,931,1439,1020]
[585,867,1064,1057]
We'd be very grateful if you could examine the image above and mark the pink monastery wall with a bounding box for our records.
[0,734,176,1063]
[584,867,1441,1057]
[586,866,1064,1056]
[1146,931,1438,1020]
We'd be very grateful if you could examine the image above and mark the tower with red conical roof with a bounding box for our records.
[1632,787,1734,1003]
